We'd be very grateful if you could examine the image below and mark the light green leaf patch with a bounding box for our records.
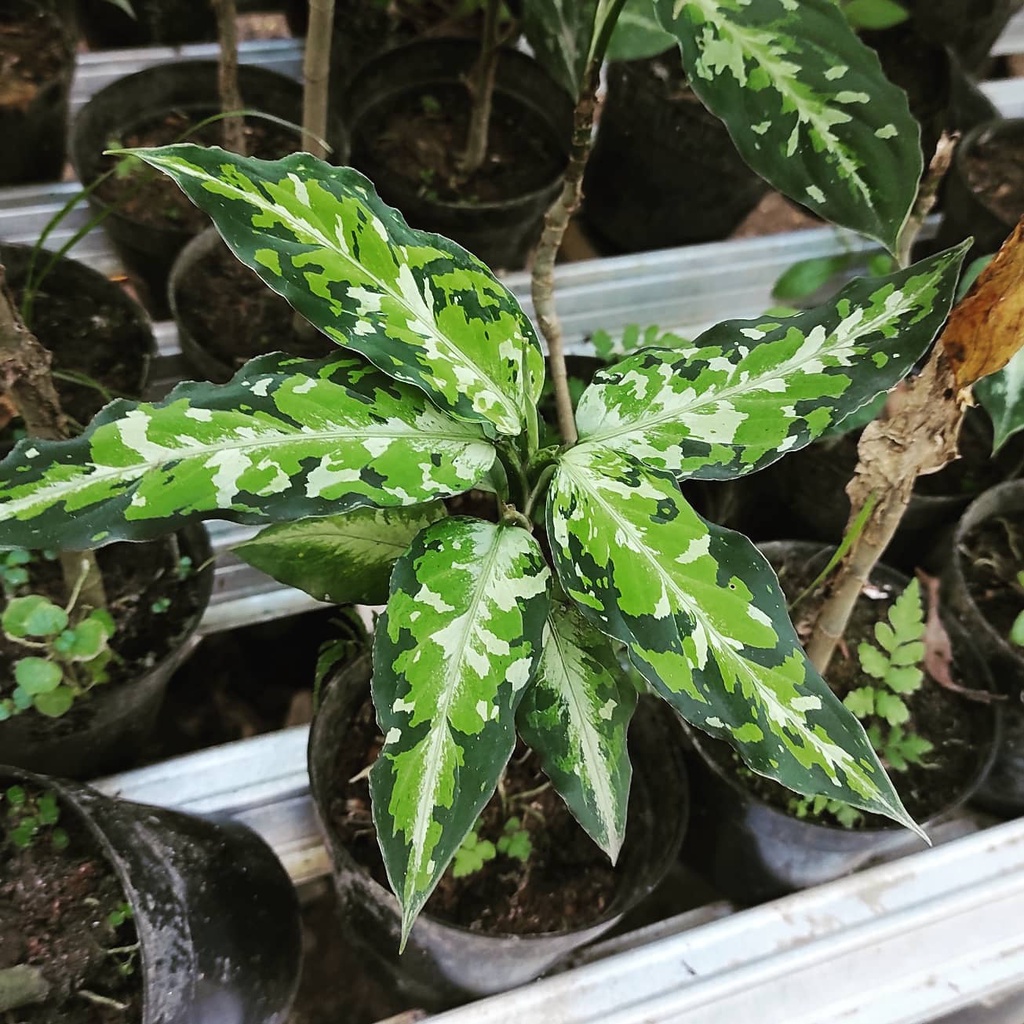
[235,502,447,605]
[546,445,916,828]
[575,246,967,480]
[0,353,494,551]
[370,518,551,945]
[517,600,637,861]
[123,145,544,438]
[654,0,921,250]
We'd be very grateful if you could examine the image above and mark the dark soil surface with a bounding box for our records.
[355,84,565,205]
[4,277,150,434]
[140,607,341,763]
[96,114,302,233]
[175,240,333,380]
[958,515,1024,641]
[0,9,67,111]
[726,551,995,827]
[964,129,1024,225]
[0,785,142,1023]
[328,695,620,935]
[0,537,206,713]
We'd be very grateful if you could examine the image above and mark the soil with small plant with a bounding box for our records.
[95,113,303,234]
[0,8,67,114]
[354,85,565,205]
[0,536,206,717]
[963,129,1024,225]
[710,551,995,828]
[0,784,141,1022]
[2,278,150,437]
[957,515,1024,641]
[329,694,621,935]
[174,240,334,379]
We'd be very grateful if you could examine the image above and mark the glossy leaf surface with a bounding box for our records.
[653,0,921,250]
[517,600,637,860]
[575,246,967,480]
[235,502,447,604]
[370,518,550,944]
[547,445,914,826]
[0,354,494,550]
[126,145,543,438]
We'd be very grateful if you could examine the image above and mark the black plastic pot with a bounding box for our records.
[345,39,573,270]
[75,0,217,47]
[902,0,1024,73]
[943,480,1024,815]
[71,62,341,318]
[683,541,1000,904]
[0,1,75,186]
[0,242,156,433]
[933,118,1024,261]
[169,227,334,383]
[308,655,689,1007]
[581,52,770,254]
[0,764,302,1023]
[0,525,214,779]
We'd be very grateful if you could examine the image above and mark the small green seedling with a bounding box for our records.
[452,822,496,877]
[496,816,532,863]
[0,587,116,721]
[106,902,133,930]
[843,577,934,769]
[0,549,32,593]
[790,793,864,829]
[3,786,69,851]
[1010,571,1024,647]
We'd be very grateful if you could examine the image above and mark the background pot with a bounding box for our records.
[943,479,1024,815]
[581,52,770,253]
[902,0,1024,73]
[0,525,214,778]
[344,38,573,270]
[683,540,1000,904]
[0,242,155,433]
[308,654,689,1007]
[75,0,217,47]
[169,227,334,384]
[0,765,302,1024]
[72,62,342,318]
[932,118,1024,260]
[0,1,75,186]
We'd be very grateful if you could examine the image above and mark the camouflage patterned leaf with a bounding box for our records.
[976,347,1024,453]
[234,502,447,605]
[370,517,551,945]
[576,246,967,481]
[125,145,543,438]
[546,445,915,827]
[517,600,637,860]
[653,0,921,250]
[0,354,494,550]
[521,0,598,96]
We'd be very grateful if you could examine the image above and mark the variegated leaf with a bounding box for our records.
[522,0,598,96]
[976,347,1024,453]
[517,600,637,860]
[370,517,551,945]
[234,502,447,604]
[0,354,494,550]
[654,0,921,250]
[576,246,967,481]
[546,445,915,828]
[124,145,544,438]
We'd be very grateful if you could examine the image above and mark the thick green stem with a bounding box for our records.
[530,62,600,446]
[212,0,245,155]
[458,0,501,177]
[0,964,50,1013]
[0,269,107,611]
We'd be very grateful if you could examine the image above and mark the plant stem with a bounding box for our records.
[895,131,957,269]
[805,354,963,674]
[0,964,49,1013]
[302,0,335,159]
[530,61,600,446]
[457,0,501,177]
[212,0,246,155]
[0,268,107,611]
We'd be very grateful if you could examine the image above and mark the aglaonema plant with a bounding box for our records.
[0,0,971,946]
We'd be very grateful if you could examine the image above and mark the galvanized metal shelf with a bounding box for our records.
[7,34,1024,1024]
